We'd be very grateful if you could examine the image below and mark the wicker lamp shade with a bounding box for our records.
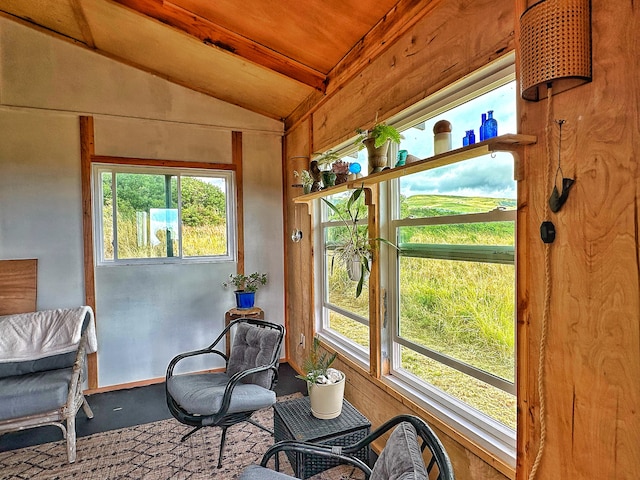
[520,0,592,101]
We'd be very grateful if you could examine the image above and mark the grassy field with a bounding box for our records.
[328,193,517,429]
[102,214,227,259]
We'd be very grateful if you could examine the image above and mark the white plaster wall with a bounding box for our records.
[0,18,285,387]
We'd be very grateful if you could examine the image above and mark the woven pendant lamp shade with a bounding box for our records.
[520,0,592,101]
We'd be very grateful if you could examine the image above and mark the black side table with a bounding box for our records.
[273,396,371,479]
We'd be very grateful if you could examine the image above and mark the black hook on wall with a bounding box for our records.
[548,120,575,213]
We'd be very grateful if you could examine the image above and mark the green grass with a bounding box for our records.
[328,194,517,428]
[103,215,227,259]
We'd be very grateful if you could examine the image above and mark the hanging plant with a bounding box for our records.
[322,186,397,297]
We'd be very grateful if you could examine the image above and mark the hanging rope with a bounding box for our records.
[528,84,554,480]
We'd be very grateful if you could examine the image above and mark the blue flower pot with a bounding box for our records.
[235,291,255,309]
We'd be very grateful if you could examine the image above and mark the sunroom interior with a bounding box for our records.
[0,1,637,479]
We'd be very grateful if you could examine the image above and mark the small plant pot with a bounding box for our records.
[322,171,337,188]
[308,374,345,419]
[303,184,312,194]
[234,291,255,309]
[363,137,390,174]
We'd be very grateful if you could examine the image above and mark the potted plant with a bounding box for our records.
[223,272,267,309]
[296,336,345,419]
[322,186,397,297]
[331,160,350,185]
[294,169,314,194]
[354,120,403,173]
[313,150,342,188]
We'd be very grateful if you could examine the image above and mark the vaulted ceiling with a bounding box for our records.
[0,0,438,123]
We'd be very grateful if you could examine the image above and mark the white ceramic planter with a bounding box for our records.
[308,374,345,419]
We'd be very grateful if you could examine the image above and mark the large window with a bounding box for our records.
[315,60,518,462]
[94,165,235,264]
[391,154,516,428]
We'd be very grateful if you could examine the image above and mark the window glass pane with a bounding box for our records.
[329,310,369,350]
[399,154,516,218]
[115,173,178,259]
[322,186,371,352]
[326,249,369,314]
[101,172,114,261]
[398,257,515,382]
[399,81,517,159]
[324,190,368,221]
[399,222,515,247]
[399,346,516,428]
[181,175,228,257]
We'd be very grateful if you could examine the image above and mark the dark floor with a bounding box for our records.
[0,362,306,453]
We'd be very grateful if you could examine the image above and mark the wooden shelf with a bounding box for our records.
[294,134,536,203]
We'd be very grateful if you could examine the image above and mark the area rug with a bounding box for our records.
[0,395,364,480]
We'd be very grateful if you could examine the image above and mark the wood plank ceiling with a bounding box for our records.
[0,0,437,122]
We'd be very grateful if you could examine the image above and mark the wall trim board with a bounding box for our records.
[80,116,98,389]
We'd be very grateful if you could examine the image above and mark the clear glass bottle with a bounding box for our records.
[485,110,498,139]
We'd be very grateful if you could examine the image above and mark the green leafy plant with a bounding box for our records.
[322,185,397,297]
[296,336,339,384]
[293,169,313,189]
[222,272,267,292]
[313,150,342,168]
[354,121,403,149]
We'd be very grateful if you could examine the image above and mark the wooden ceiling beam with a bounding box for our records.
[113,0,327,93]
[70,0,96,48]
[285,0,443,132]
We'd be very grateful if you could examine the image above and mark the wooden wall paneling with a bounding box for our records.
[517,1,640,478]
[312,0,515,152]
[0,259,37,315]
[284,119,312,370]
[80,115,98,389]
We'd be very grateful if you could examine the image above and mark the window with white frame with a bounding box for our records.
[315,58,518,461]
[94,165,235,264]
[319,184,371,359]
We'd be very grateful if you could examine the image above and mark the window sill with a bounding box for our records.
[382,375,516,474]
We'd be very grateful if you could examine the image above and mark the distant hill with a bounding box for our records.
[404,194,516,217]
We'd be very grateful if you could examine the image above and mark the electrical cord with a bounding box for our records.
[528,84,554,480]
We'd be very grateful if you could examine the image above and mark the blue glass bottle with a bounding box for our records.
[485,110,498,139]
[468,129,476,145]
[479,113,487,141]
[463,131,470,146]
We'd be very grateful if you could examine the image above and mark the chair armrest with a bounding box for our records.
[260,440,372,478]
[166,348,228,380]
[208,363,278,421]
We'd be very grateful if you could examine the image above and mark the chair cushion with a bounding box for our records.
[166,372,276,416]
[0,351,77,379]
[227,322,281,389]
[0,368,73,420]
[239,465,295,480]
[370,422,428,480]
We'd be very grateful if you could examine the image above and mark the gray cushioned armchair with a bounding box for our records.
[166,318,284,468]
[240,414,455,480]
